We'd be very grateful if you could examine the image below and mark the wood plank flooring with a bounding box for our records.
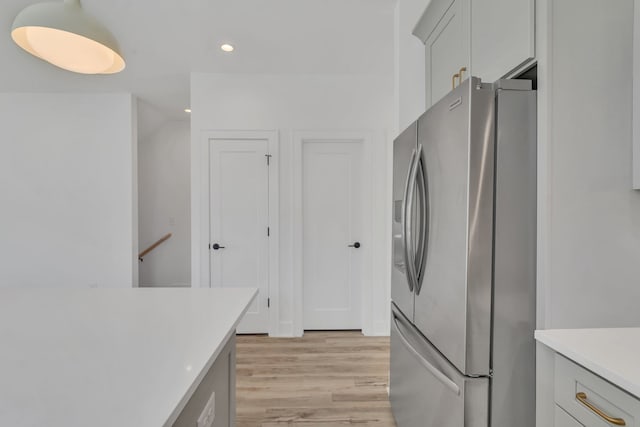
[236,331,397,427]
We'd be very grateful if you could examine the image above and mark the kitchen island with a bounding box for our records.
[0,287,256,427]
[536,328,640,399]
[536,328,640,426]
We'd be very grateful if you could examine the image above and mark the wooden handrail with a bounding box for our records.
[138,233,172,261]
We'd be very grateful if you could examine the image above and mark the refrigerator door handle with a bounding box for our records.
[402,148,418,292]
[392,313,461,396]
[415,150,429,295]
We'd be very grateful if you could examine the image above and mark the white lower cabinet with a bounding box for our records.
[554,405,584,427]
[173,334,236,427]
[554,354,640,427]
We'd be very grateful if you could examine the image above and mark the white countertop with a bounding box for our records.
[535,328,640,399]
[0,287,256,427]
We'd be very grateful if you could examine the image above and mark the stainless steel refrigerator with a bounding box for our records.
[390,77,536,427]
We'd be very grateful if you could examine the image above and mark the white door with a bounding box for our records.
[303,141,363,330]
[210,139,270,334]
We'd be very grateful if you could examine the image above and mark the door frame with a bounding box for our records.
[196,130,280,336]
[292,131,374,336]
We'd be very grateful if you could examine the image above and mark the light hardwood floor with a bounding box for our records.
[236,331,397,427]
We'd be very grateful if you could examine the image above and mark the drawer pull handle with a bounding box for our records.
[576,392,626,426]
[458,66,467,82]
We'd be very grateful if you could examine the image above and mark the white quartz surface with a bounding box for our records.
[0,287,257,427]
[535,328,640,399]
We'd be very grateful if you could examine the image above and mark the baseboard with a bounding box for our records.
[270,321,294,337]
[270,320,388,337]
[139,282,191,288]
[371,319,390,337]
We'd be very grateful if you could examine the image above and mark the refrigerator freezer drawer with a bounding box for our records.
[390,304,489,427]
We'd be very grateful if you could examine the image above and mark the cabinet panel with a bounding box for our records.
[471,0,535,82]
[424,0,470,107]
[555,405,584,427]
[173,334,236,427]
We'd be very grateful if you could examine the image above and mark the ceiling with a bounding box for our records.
[0,0,395,122]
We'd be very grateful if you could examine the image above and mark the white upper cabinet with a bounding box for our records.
[416,0,470,107]
[471,0,535,83]
[413,0,535,107]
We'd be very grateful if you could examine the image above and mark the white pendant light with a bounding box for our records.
[11,0,125,74]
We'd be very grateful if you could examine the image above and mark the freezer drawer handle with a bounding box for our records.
[576,392,626,426]
[392,315,460,396]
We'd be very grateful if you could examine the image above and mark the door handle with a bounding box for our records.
[211,243,225,250]
[348,242,361,248]
[414,151,429,296]
[405,145,423,294]
[402,148,418,292]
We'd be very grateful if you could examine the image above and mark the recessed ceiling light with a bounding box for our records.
[184,108,191,113]
[220,44,234,52]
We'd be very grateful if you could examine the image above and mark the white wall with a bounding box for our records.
[536,8,640,426]
[395,0,430,134]
[0,93,138,288]
[138,120,191,287]
[537,0,640,329]
[191,73,394,336]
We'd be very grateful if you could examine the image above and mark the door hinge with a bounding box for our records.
[267,226,270,237]
[267,298,270,308]
[265,154,272,165]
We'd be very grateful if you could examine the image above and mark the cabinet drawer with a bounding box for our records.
[555,405,584,427]
[555,354,640,427]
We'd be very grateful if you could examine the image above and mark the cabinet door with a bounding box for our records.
[424,0,470,107]
[555,405,585,427]
[471,0,535,81]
